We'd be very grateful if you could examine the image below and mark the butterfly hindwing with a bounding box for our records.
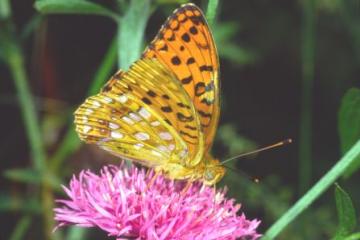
[75,59,205,168]
[142,3,220,153]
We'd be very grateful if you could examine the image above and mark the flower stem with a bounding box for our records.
[117,0,150,70]
[298,0,316,194]
[263,139,360,239]
[49,36,118,173]
[8,45,46,172]
[206,0,219,27]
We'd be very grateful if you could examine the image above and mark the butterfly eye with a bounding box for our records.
[204,169,215,181]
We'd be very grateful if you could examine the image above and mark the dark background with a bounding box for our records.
[1,0,360,239]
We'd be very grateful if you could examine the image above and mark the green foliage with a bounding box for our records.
[3,168,62,190]
[344,233,360,240]
[0,0,10,19]
[213,22,257,65]
[118,0,150,70]
[34,0,119,21]
[205,0,218,27]
[339,88,360,177]
[264,140,360,239]
[1,0,360,239]
[333,184,357,240]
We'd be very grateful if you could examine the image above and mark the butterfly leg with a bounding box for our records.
[146,170,161,190]
[180,178,195,195]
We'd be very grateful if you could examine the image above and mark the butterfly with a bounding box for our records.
[74,3,225,185]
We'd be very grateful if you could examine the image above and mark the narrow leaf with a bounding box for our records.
[339,88,360,177]
[34,0,119,21]
[118,0,150,69]
[0,194,41,213]
[333,184,357,240]
[206,0,219,27]
[263,139,360,239]
[344,233,360,240]
[3,168,62,189]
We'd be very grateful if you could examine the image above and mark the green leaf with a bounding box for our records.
[333,184,357,240]
[344,233,360,240]
[0,0,11,19]
[66,227,88,240]
[263,139,360,240]
[34,0,119,21]
[118,0,150,69]
[0,194,41,213]
[339,88,360,177]
[9,215,31,240]
[3,168,62,189]
[206,0,219,27]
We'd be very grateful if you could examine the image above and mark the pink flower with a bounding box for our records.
[54,164,260,240]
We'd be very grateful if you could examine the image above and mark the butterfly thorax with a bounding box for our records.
[161,154,225,185]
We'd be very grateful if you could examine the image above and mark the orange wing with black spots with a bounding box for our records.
[142,3,220,153]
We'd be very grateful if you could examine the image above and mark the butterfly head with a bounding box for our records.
[202,157,225,185]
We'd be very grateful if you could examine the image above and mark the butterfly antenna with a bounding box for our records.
[222,164,260,183]
[221,138,292,165]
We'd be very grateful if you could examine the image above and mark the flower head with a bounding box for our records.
[54,164,260,240]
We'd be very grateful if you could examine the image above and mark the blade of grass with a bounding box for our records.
[7,36,46,173]
[34,0,119,21]
[298,0,316,194]
[117,0,150,69]
[263,139,360,239]
[333,184,356,239]
[88,36,118,95]
[49,36,118,172]
[339,1,360,64]
[206,0,219,27]
[9,215,31,240]
[0,0,11,19]
[344,233,360,240]
[338,88,360,177]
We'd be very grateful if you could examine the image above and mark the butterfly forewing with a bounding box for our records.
[75,59,204,168]
[142,3,220,153]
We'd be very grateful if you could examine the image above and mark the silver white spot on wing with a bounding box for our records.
[109,122,120,129]
[134,143,144,149]
[92,101,101,108]
[83,125,92,133]
[103,96,113,103]
[129,113,141,122]
[134,132,150,141]
[122,116,134,125]
[159,132,173,141]
[118,94,128,103]
[111,131,123,139]
[151,121,160,126]
[138,107,151,119]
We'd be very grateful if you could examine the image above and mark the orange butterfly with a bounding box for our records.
[74,3,225,185]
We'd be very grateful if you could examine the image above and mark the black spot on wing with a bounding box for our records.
[181,76,193,84]
[177,102,191,109]
[181,33,190,42]
[189,26,198,35]
[195,82,206,96]
[201,98,214,106]
[158,44,168,51]
[198,110,212,119]
[142,97,152,105]
[171,56,181,65]
[179,130,197,139]
[185,125,197,130]
[162,94,170,100]
[147,90,157,97]
[186,57,195,65]
[177,112,194,122]
[199,65,214,72]
[161,106,173,112]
